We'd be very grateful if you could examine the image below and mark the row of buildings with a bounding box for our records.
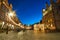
[33,0,60,32]
[0,0,60,32]
[0,0,23,30]
[0,0,32,31]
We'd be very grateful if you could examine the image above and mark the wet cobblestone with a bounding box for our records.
[0,30,60,40]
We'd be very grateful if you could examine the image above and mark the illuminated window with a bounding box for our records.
[48,20,50,23]
[50,19,52,22]
[48,19,52,23]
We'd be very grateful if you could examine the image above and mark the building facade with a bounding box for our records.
[0,0,22,29]
[42,0,60,31]
[0,0,13,22]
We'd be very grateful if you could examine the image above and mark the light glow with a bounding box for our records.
[8,11,15,17]
[8,12,13,17]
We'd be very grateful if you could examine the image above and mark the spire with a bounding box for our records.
[10,4,13,8]
[50,0,54,4]
[46,2,49,9]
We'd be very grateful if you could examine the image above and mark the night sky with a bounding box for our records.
[8,0,53,25]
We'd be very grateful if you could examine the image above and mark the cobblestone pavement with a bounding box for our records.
[0,30,60,40]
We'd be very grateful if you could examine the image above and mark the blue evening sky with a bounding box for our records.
[8,0,56,25]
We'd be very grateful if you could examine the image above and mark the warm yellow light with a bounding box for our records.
[9,12,13,17]
[8,11,15,17]
[2,22,4,25]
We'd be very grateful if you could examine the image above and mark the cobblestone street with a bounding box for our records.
[0,30,60,40]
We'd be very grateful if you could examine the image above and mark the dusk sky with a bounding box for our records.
[8,0,51,25]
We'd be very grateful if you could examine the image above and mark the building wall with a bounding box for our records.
[42,11,56,30]
[34,24,40,31]
[0,0,21,27]
[42,0,60,30]
[53,3,60,30]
